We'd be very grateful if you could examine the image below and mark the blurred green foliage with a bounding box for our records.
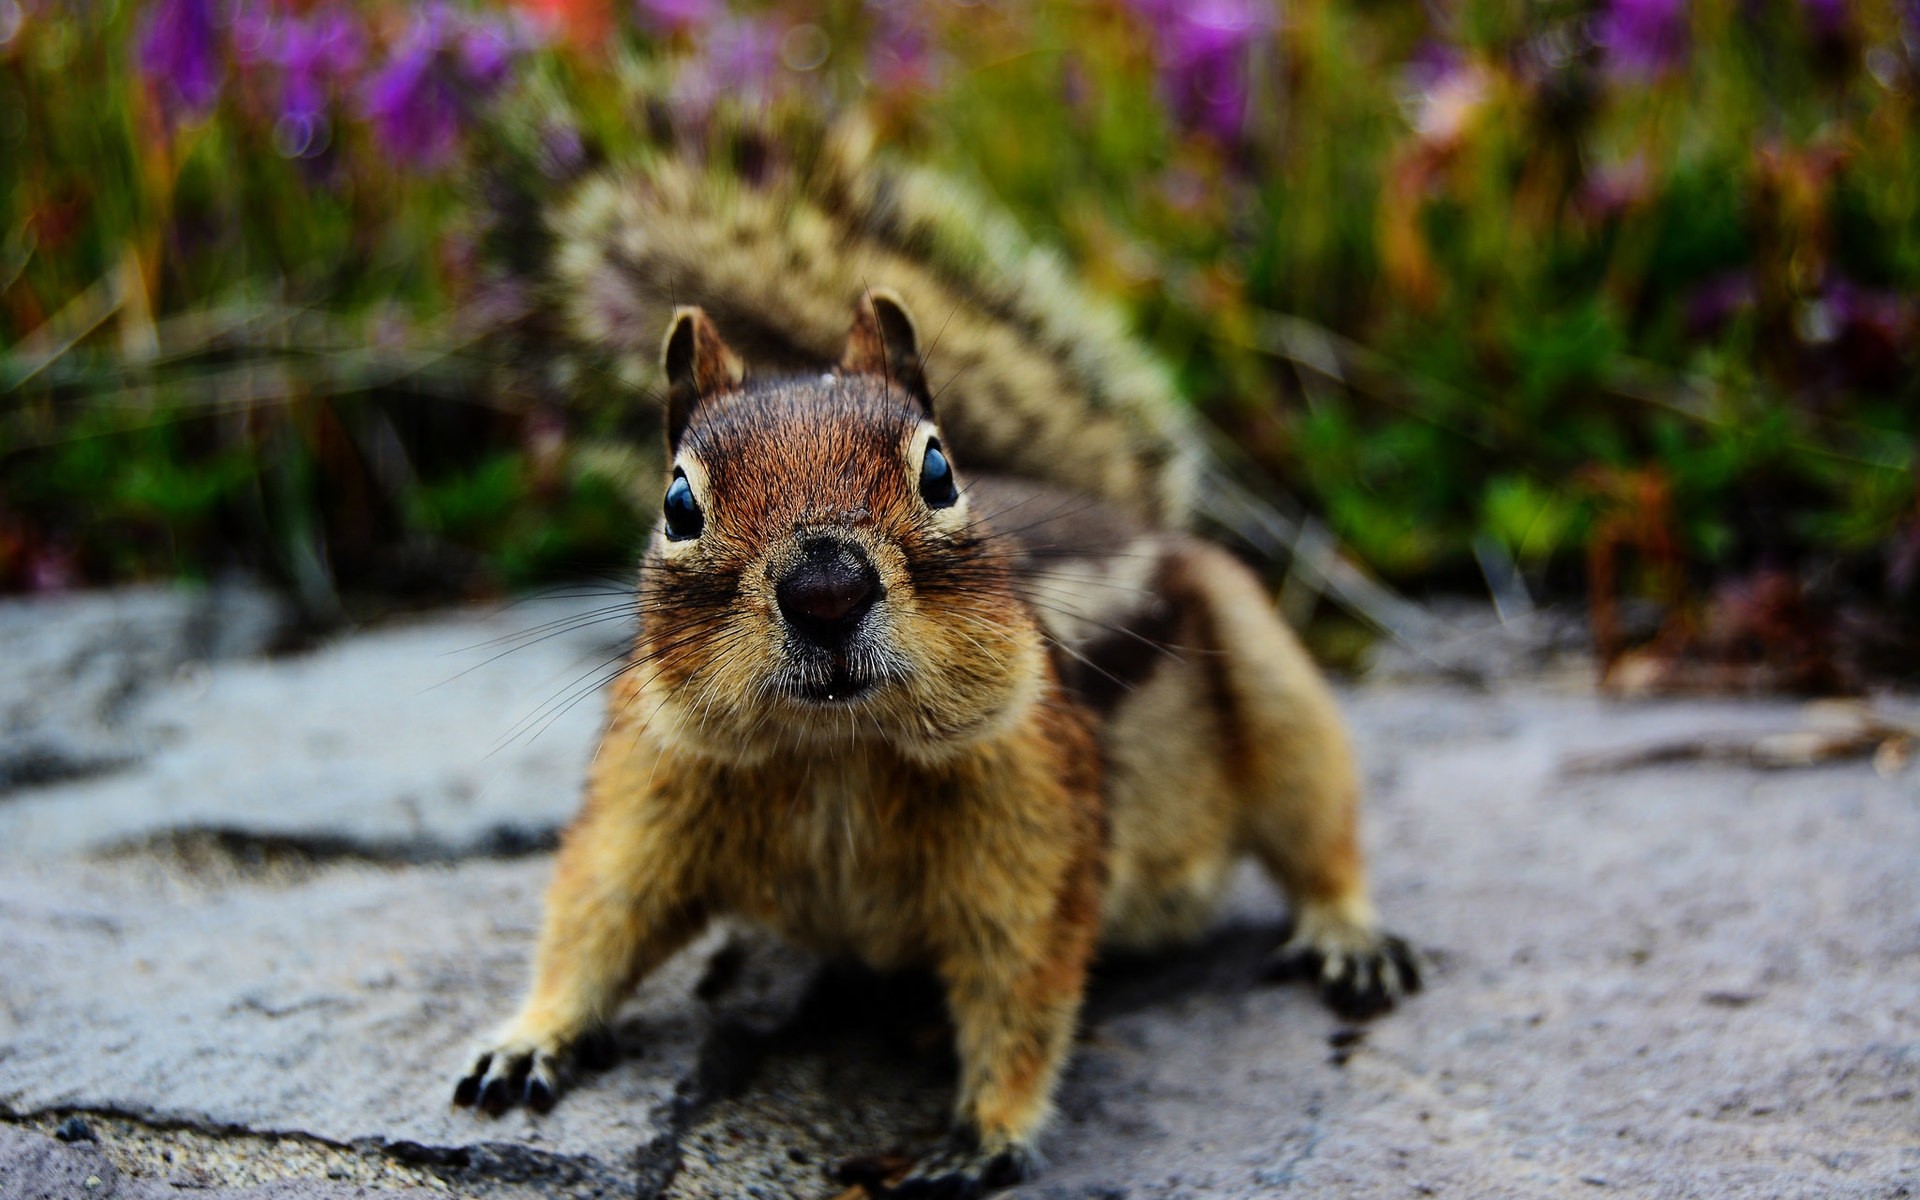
[2,0,1916,677]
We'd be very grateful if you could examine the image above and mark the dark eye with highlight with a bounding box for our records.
[919,439,957,509]
[663,470,703,540]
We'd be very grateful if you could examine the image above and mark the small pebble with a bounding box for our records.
[55,1117,96,1143]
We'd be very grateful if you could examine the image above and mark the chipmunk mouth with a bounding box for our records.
[776,643,904,708]
[793,673,874,704]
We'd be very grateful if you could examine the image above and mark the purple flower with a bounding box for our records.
[460,21,516,90]
[365,55,462,166]
[278,10,365,121]
[137,0,223,119]
[1125,0,1269,143]
[362,3,524,169]
[1594,0,1688,78]
[636,0,722,37]
[1403,39,1463,94]
[363,10,459,167]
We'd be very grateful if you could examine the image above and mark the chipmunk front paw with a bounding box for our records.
[835,1133,1038,1199]
[1266,901,1424,1019]
[451,1024,615,1116]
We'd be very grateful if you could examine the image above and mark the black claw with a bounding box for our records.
[452,1073,482,1107]
[1387,936,1426,993]
[477,1074,514,1116]
[981,1149,1036,1189]
[1268,928,1425,1019]
[1323,976,1391,1020]
[526,1076,555,1114]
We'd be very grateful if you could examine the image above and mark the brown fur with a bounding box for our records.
[456,300,1418,1193]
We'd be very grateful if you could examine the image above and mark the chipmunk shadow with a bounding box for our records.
[572,920,1303,1194]
[650,916,1290,1104]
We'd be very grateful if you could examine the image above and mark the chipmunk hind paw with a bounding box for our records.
[1266,906,1425,1020]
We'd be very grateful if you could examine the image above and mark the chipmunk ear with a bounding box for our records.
[841,288,931,416]
[661,306,745,448]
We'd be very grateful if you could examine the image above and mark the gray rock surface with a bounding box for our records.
[668,687,1920,1200]
[0,591,629,860]
[0,857,722,1197]
[0,584,290,789]
[2,590,1916,1199]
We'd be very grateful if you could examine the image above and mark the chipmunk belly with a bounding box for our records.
[699,704,1097,975]
[719,755,933,972]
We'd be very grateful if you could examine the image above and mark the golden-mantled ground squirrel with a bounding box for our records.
[456,114,1419,1198]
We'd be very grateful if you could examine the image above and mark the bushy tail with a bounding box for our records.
[474,97,1444,655]
[477,101,1200,529]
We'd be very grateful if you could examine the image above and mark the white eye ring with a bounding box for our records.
[906,423,968,524]
[658,456,712,554]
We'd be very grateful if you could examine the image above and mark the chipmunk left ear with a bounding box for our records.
[841,288,931,416]
[661,306,745,449]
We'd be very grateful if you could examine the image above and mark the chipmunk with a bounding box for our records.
[455,113,1420,1197]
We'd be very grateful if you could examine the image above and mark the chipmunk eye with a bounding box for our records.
[918,439,957,509]
[663,470,703,540]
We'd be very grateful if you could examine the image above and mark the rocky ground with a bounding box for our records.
[1,586,1915,1200]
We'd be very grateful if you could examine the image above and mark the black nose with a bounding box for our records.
[776,539,881,645]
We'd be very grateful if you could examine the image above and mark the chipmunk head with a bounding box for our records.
[634,290,1044,762]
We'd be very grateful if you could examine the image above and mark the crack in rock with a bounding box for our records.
[98,825,562,884]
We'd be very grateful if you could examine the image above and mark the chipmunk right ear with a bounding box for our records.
[661,306,745,448]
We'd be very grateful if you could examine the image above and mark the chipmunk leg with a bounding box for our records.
[453,791,707,1115]
[861,843,1099,1198]
[1167,543,1423,1019]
